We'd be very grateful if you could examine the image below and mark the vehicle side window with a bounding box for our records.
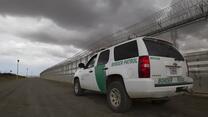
[97,50,110,65]
[86,55,97,68]
[114,40,139,61]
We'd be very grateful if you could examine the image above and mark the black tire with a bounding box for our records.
[107,81,132,113]
[74,79,84,96]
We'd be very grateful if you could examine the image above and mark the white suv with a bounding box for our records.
[73,37,193,112]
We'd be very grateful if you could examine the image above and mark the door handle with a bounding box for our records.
[103,67,108,70]
[89,70,93,73]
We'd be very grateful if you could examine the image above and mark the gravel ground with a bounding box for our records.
[0,78,207,117]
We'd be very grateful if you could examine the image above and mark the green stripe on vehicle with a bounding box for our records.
[95,64,106,93]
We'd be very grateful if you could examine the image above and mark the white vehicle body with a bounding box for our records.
[74,36,193,102]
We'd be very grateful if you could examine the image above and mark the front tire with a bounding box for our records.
[107,81,132,113]
[74,79,84,96]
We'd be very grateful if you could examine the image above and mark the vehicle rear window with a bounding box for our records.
[114,40,139,61]
[144,39,184,61]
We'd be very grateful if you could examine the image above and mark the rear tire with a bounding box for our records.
[107,81,132,113]
[74,79,84,96]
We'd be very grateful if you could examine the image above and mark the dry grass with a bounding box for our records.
[0,73,26,80]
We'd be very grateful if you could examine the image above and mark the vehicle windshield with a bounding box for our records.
[144,38,184,61]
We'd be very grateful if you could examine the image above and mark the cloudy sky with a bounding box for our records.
[0,0,173,76]
[2,0,207,76]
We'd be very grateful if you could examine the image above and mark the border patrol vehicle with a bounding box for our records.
[73,37,193,112]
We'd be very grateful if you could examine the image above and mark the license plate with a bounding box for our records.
[169,67,177,75]
[177,77,185,82]
[158,77,173,84]
[158,77,185,84]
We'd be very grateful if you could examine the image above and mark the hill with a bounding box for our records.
[0,73,26,80]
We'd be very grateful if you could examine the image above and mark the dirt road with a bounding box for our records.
[0,79,207,117]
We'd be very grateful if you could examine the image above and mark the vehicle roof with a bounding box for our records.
[91,36,173,56]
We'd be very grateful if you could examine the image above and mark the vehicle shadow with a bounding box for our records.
[49,81,205,117]
[81,91,198,117]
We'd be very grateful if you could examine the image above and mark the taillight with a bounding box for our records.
[186,60,189,77]
[139,56,150,78]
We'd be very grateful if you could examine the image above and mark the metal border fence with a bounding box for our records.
[40,0,208,88]
[184,50,208,93]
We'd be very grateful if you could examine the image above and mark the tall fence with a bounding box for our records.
[40,54,92,83]
[40,50,208,94]
[69,0,208,59]
[40,0,208,91]
[184,50,208,93]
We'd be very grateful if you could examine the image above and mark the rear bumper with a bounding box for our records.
[124,78,193,98]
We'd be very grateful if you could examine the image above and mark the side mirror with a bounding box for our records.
[78,63,85,69]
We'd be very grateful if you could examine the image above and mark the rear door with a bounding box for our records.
[143,38,187,87]
[111,40,139,80]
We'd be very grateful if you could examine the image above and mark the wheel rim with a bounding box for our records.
[109,88,121,107]
[74,82,79,94]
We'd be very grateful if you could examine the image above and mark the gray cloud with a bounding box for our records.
[0,0,125,30]
[20,29,95,50]
[0,0,165,29]
[0,0,168,50]
[0,0,172,75]
[0,0,98,29]
[176,20,208,51]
